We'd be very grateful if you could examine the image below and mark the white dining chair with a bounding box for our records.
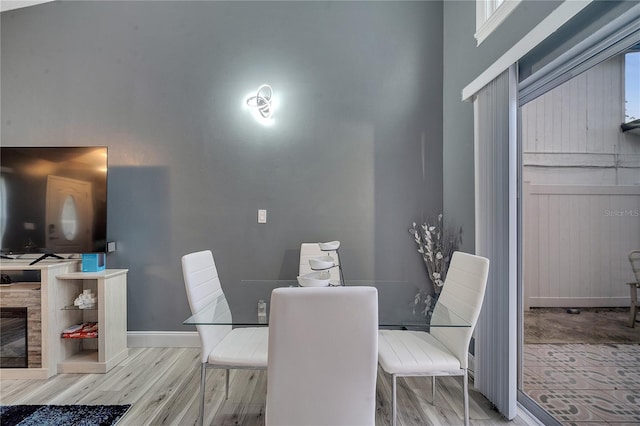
[182,250,268,426]
[299,242,341,285]
[378,251,490,426]
[266,286,378,426]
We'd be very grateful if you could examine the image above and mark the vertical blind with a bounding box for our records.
[473,66,518,420]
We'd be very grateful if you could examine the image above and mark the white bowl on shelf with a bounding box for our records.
[309,256,335,270]
[318,240,340,251]
[297,271,331,287]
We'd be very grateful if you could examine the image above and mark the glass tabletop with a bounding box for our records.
[183,280,470,328]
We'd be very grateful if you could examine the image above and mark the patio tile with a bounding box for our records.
[522,365,593,390]
[578,366,640,390]
[570,390,640,423]
[523,344,640,425]
[526,389,608,423]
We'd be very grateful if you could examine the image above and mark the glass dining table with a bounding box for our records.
[183,280,470,329]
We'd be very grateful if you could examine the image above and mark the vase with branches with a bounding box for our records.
[409,214,462,319]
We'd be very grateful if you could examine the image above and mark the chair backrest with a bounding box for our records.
[431,251,490,369]
[630,250,640,285]
[266,286,378,426]
[299,243,341,285]
[182,250,232,363]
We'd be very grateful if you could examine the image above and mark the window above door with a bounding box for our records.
[475,0,522,46]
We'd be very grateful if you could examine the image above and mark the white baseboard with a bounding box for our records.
[127,331,200,348]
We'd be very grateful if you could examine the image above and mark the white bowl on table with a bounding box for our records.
[297,271,331,287]
[318,241,340,251]
[309,256,335,270]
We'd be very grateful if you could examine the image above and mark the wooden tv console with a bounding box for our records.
[0,259,128,379]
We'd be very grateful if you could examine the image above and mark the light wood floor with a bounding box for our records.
[1,347,534,425]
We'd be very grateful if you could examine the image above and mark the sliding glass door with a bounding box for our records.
[517,32,640,426]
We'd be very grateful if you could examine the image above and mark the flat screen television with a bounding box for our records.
[0,147,108,262]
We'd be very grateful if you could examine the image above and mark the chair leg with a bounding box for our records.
[225,369,230,400]
[391,374,397,426]
[630,284,638,328]
[432,376,437,404]
[463,369,469,426]
[199,363,206,426]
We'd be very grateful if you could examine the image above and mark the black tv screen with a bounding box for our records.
[0,147,108,256]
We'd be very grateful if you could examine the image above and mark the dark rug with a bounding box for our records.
[0,404,131,426]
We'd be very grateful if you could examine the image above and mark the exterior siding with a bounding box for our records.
[522,56,640,308]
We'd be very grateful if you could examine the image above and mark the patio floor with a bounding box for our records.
[523,308,640,425]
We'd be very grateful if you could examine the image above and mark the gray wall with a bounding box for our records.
[1,1,443,330]
[442,0,561,253]
[442,0,639,253]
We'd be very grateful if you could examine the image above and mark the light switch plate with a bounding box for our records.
[258,209,267,224]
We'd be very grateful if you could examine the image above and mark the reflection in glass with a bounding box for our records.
[0,147,107,254]
[61,195,78,241]
[0,177,6,248]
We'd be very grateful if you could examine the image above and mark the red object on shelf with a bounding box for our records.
[61,322,98,338]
